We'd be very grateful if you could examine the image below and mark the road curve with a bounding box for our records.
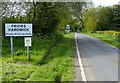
[76,33,118,81]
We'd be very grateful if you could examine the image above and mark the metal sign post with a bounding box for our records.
[27,46,30,60]
[10,37,14,57]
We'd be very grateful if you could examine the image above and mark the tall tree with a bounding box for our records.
[112,5,120,28]
[83,6,115,31]
[97,7,114,30]
[69,2,93,31]
[84,16,97,32]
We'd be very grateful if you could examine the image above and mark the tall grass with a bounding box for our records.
[2,33,75,81]
[2,33,63,64]
[96,31,120,41]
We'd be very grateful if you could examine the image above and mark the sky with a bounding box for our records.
[93,0,120,6]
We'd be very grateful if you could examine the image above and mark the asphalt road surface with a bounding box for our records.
[75,33,118,81]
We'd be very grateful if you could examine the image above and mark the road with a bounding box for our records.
[75,33,118,81]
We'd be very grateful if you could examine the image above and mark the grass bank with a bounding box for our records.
[1,33,75,81]
[82,32,120,49]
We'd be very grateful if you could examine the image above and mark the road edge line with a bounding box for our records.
[75,33,87,82]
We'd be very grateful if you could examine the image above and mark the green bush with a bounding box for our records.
[14,50,27,56]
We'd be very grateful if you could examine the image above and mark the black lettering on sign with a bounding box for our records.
[20,29,22,31]
[21,25,23,27]
[11,28,14,31]
[14,28,16,31]
[14,25,16,27]
[8,28,11,31]
[8,28,30,32]
[11,24,28,28]
[11,25,14,27]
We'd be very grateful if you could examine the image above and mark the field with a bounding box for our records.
[83,31,120,49]
[1,33,75,81]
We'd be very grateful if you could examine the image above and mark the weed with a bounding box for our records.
[2,33,75,81]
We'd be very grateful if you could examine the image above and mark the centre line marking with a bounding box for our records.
[75,33,87,82]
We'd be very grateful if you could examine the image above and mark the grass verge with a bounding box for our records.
[1,33,75,81]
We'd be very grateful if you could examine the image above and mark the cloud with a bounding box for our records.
[93,0,119,6]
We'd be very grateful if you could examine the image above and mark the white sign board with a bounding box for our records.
[5,23,32,36]
[25,37,32,47]
[66,24,70,30]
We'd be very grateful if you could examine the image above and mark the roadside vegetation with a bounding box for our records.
[82,5,120,32]
[80,5,120,49]
[1,33,75,81]
[83,31,120,49]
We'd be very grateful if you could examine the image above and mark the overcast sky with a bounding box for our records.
[93,0,120,6]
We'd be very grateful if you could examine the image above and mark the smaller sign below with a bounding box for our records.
[25,37,31,47]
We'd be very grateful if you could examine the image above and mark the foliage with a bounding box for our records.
[2,33,74,81]
[82,6,120,32]
[84,16,97,32]
[69,2,93,31]
[1,2,86,35]
[54,3,73,31]
[32,2,60,35]
[1,2,93,34]
[2,33,63,60]
[96,7,114,30]
[96,31,120,40]
[111,5,120,28]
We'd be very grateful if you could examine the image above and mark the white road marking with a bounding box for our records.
[75,33,87,82]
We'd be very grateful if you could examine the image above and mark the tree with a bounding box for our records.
[69,2,93,31]
[84,16,97,32]
[111,5,120,29]
[1,2,94,35]
[54,2,73,31]
[83,6,116,32]
[83,8,98,32]
[97,7,114,30]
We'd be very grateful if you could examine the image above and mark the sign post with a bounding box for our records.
[10,37,14,57]
[25,37,31,60]
[5,23,32,58]
[27,46,30,60]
